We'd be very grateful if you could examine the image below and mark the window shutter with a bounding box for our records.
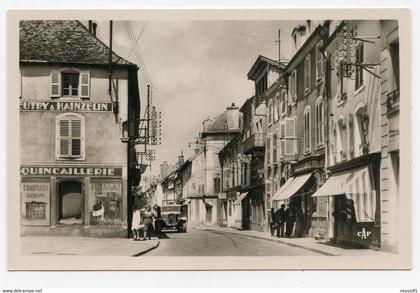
[272,132,277,163]
[316,44,323,80]
[280,123,285,159]
[59,119,70,156]
[50,70,60,98]
[285,118,296,155]
[71,119,82,156]
[266,136,271,165]
[80,71,90,99]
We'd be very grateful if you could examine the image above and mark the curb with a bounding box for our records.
[200,228,337,256]
[132,240,160,257]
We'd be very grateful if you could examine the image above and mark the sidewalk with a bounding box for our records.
[21,236,159,257]
[195,226,393,256]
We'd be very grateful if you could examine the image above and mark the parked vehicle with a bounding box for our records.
[159,203,188,233]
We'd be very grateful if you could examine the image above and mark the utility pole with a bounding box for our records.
[109,20,113,96]
[276,29,281,65]
[147,84,150,144]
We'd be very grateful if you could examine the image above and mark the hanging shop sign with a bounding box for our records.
[21,182,50,226]
[20,100,113,112]
[20,166,122,177]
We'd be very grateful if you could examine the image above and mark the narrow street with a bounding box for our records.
[142,228,322,256]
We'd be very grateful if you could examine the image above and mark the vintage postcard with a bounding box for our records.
[7,8,411,270]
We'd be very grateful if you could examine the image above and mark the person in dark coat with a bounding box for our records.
[275,204,287,237]
[141,206,154,240]
[285,205,297,238]
[268,208,277,236]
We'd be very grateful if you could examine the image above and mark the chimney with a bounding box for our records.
[226,103,240,131]
[202,117,212,132]
[178,151,184,167]
[88,20,93,33]
[92,22,97,36]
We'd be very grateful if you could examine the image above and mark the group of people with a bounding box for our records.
[131,204,161,241]
[268,204,298,238]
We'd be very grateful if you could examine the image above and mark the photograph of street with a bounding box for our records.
[17,17,402,260]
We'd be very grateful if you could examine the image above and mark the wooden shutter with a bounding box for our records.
[59,119,70,156]
[272,132,277,163]
[50,70,60,98]
[80,71,90,99]
[71,119,82,156]
[305,55,310,91]
[285,118,296,155]
[266,136,271,165]
[280,123,285,159]
[316,44,323,80]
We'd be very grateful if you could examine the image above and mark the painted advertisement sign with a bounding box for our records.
[20,100,113,112]
[20,166,122,177]
[21,182,50,226]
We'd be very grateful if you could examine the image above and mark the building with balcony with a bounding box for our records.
[270,21,330,240]
[19,20,140,238]
[313,20,383,249]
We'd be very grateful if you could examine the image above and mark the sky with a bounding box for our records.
[92,20,304,177]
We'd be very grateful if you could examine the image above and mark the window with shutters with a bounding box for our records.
[50,69,90,99]
[304,54,311,92]
[56,113,85,160]
[315,97,324,147]
[316,42,324,81]
[285,117,297,156]
[268,100,273,125]
[280,122,285,159]
[304,106,311,153]
[338,60,348,102]
[288,70,297,104]
[266,136,271,165]
[281,90,287,116]
[272,132,278,163]
[355,42,364,90]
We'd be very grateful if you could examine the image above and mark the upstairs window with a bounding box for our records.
[56,113,85,160]
[315,97,324,147]
[304,106,311,153]
[288,70,297,103]
[355,42,364,90]
[304,54,311,92]
[51,70,90,99]
[285,117,297,156]
[316,42,324,81]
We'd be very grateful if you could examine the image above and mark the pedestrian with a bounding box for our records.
[285,205,297,238]
[131,206,141,241]
[275,204,287,237]
[269,208,277,236]
[152,204,161,237]
[141,205,154,240]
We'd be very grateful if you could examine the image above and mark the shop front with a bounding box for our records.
[312,154,381,249]
[20,165,127,238]
[232,191,248,230]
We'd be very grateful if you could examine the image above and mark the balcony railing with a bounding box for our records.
[243,133,265,154]
[387,89,400,113]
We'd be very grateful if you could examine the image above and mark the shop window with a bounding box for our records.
[90,181,123,225]
[56,113,85,160]
[58,180,83,223]
[304,106,311,153]
[50,69,90,99]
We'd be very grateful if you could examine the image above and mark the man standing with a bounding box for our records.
[268,208,277,236]
[285,204,297,238]
[275,204,287,237]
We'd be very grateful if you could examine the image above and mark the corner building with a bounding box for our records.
[19,20,140,237]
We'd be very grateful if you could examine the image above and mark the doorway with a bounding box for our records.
[58,180,83,224]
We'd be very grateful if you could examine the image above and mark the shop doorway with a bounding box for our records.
[58,180,83,224]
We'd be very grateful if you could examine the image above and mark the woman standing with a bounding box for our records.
[131,207,141,241]
[141,205,154,240]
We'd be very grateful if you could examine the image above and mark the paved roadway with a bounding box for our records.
[143,228,321,256]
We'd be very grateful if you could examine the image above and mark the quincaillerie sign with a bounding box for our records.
[20,166,122,177]
[20,100,113,112]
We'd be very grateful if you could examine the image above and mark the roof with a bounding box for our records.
[247,55,285,81]
[284,22,330,74]
[20,20,135,66]
[239,96,254,113]
[203,111,228,133]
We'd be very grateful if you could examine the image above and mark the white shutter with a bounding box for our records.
[280,123,285,159]
[71,119,82,156]
[80,71,90,99]
[50,70,60,98]
[285,118,296,155]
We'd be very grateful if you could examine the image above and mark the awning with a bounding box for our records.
[274,173,313,201]
[311,166,371,197]
[204,200,214,207]
[271,177,294,201]
[233,192,248,205]
[311,173,347,197]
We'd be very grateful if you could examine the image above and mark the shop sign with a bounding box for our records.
[293,158,324,174]
[21,182,50,226]
[90,182,123,198]
[218,192,227,200]
[20,166,122,177]
[20,100,113,112]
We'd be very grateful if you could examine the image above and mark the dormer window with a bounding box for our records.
[51,69,90,99]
